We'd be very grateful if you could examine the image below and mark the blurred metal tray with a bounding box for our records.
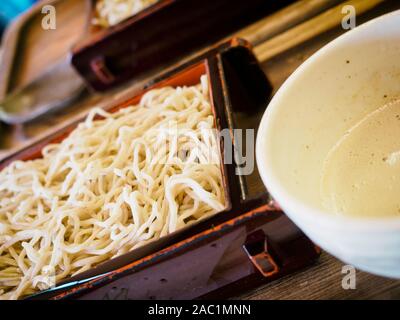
[0,0,91,124]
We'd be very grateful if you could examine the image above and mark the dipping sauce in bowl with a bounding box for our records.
[256,10,400,278]
[321,99,400,218]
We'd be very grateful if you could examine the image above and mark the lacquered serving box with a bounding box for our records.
[0,39,319,300]
[71,0,295,91]
[0,0,296,123]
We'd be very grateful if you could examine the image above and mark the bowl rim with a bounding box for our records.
[256,9,400,232]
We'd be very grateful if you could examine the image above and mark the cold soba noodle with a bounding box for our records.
[0,75,225,299]
[93,0,160,27]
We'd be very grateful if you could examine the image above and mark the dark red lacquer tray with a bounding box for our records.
[71,0,295,91]
[0,39,319,300]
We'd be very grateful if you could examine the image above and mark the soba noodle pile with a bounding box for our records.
[0,75,225,300]
[93,0,159,27]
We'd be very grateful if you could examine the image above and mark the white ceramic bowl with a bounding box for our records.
[256,10,400,278]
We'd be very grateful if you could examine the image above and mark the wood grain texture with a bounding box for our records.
[238,253,400,300]
[237,0,400,300]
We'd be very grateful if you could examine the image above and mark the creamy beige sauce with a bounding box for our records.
[320,99,400,218]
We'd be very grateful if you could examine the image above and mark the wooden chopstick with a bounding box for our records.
[253,0,384,62]
[237,0,346,46]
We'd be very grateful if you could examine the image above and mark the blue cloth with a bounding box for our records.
[0,0,37,34]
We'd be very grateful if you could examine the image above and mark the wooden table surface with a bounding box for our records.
[1,0,400,300]
[240,252,400,300]
[244,5,400,299]
[240,3,400,300]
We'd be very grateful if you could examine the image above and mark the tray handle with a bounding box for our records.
[90,56,116,85]
[242,229,280,277]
